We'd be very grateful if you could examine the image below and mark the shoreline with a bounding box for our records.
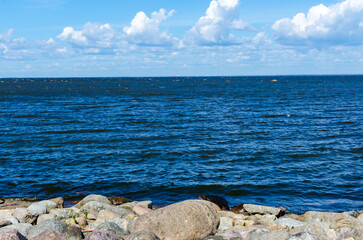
[1,194,362,240]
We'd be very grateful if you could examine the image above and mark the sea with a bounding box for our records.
[0,75,362,213]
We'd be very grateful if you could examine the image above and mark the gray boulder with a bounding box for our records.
[245,229,289,240]
[74,195,111,209]
[243,204,281,216]
[0,223,34,236]
[131,200,219,240]
[27,203,47,216]
[0,215,19,225]
[84,230,120,240]
[63,225,83,240]
[305,211,362,230]
[39,200,57,212]
[287,232,318,240]
[0,229,27,240]
[28,229,66,240]
[0,219,12,227]
[126,230,160,240]
[275,217,307,228]
[26,219,67,239]
[36,213,56,224]
[108,217,132,233]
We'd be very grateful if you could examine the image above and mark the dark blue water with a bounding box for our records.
[0,76,362,213]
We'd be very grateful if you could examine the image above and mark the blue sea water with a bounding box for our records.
[0,75,362,213]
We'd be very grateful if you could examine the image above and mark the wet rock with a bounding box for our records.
[305,211,362,230]
[95,222,127,239]
[74,195,111,209]
[274,218,306,229]
[0,223,34,236]
[84,230,120,240]
[36,213,56,224]
[198,195,229,211]
[28,228,66,240]
[245,229,289,240]
[27,219,67,239]
[243,204,281,216]
[231,203,244,213]
[39,200,57,212]
[0,229,27,240]
[0,215,19,225]
[133,205,151,216]
[13,208,37,224]
[287,232,318,240]
[0,219,12,227]
[131,200,219,240]
[81,201,131,218]
[126,230,160,240]
[27,203,47,216]
[109,197,131,205]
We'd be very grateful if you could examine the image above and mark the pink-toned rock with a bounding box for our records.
[0,229,27,240]
[133,205,152,216]
[131,200,219,240]
[84,230,120,240]
[28,228,66,240]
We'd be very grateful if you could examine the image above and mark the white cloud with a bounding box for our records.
[185,0,255,45]
[58,22,119,50]
[272,0,363,47]
[123,9,179,46]
[0,29,32,59]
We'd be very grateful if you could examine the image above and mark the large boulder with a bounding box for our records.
[84,230,120,240]
[0,229,27,240]
[287,232,318,240]
[94,222,127,239]
[243,204,281,216]
[13,208,37,224]
[131,200,219,240]
[0,223,34,236]
[74,195,111,209]
[126,230,160,240]
[245,229,289,240]
[274,217,306,228]
[28,229,66,240]
[39,200,57,212]
[0,215,18,225]
[26,219,67,239]
[27,203,47,216]
[304,211,363,230]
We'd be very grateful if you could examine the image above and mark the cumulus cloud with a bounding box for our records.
[57,22,120,52]
[123,9,179,46]
[185,0,255,45]
[0,29,31,59]
[272,0,363,47]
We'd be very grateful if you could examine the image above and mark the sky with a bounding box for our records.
[0,0,362,77]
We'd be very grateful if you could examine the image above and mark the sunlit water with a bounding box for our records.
[0,76,362,213]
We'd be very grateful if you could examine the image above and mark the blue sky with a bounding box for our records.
[0,0,362,77]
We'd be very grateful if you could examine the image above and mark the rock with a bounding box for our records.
[246,214,262,224]
[108,217,132,233]
[0,229,27,240]
[65,218,77,225]
[27,219,67,239]
[234,219,254,227]
[109,197,131,205]
[81,201,131,218]
[275,218,306,229]
[119,201,152,211]
[126,230,160,240]
[39,200,57,212]
[27,203,47,216]
[95,222,127,239]
[84,230,120,240]
[133,205,151,216]
[0,198,5,205]
[342,211,359,218]
[87,211,98,220]
[131,200,219,240]
[0,215,19,225]
[75,216,87,227]
[287,232,318,240]
[337,227,363,240]
[63,225,83,240]
[28,229,66,240]
[358,214,363,223]
[48,209,68,221]
[198,195,229,210]
[218,217,233,232]
[96,210,120,222]
[243,204,281,216]
[259,214,276,226]
[218,211,237,219]
[0,223,34,236]
[0,219,12,227]
[74,195,111,209]
[0,209,12,217]
[215,228,248,239]
[49,197,64,208]
[36,213,56,224]
[231,203,245,213]
[305,211,362,230]
[13,208,37,224]
[245,229,289,240]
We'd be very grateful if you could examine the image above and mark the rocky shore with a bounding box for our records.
[0,195,362,240]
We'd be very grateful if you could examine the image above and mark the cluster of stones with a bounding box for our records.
[0,194,362,240]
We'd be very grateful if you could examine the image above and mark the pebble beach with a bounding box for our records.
[0,194,362,240]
